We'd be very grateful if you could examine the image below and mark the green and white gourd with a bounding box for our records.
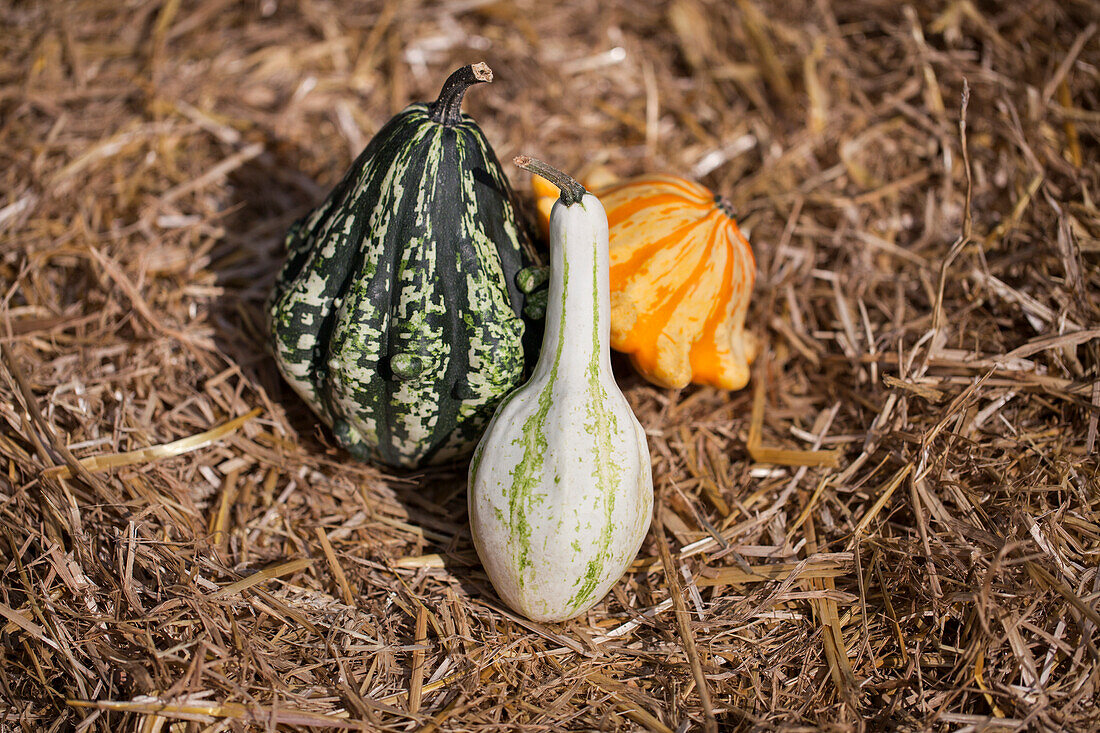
[468,156,653,623]
[267,63,541,469]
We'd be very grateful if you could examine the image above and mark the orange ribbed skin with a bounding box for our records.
[535,174,756,390]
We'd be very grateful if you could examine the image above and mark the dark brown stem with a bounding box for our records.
[427,63,493,125]
[714,194,735,220]
[513,156,586,206]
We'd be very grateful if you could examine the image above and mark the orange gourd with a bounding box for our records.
[534,174,756,390]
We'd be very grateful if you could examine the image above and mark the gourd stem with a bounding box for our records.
[427,62,493,125]
[715,194,735,219]
[513,156,586,206]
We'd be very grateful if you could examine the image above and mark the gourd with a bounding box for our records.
[468,156,653,623]
[267,63,539,469]
[534,174,757,391]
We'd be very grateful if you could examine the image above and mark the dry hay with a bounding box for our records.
[1,0,1098,730]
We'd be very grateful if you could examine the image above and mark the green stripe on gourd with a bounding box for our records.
[506,251,567,583]
[468,156,654,623]
[569,235,622,610]
[267,63,541,469]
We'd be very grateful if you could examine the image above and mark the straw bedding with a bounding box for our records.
[1,1,1098,730]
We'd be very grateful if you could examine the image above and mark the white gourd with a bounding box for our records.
[468,156,653,623]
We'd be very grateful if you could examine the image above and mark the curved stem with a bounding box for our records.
[513,156,586,206]
[427,62,493,125]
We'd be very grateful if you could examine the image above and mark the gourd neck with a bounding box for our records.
[513,156,609,377]
[427,63,493,126]
[539,200,610,376]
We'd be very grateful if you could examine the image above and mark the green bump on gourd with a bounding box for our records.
[517,265,550,293]
[522,289,548,320]
[390,352,425,380]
